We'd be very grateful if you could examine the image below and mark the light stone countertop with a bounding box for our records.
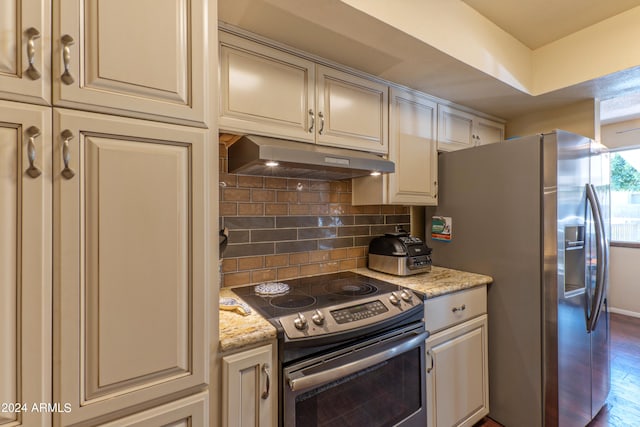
[353,266,493,298]
[218,266,493,352]
[219,287,277,353]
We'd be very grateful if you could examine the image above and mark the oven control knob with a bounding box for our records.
[311,309,325,326]
[293,312,308,330]
[389,292,401,306]
[400,290,413,302]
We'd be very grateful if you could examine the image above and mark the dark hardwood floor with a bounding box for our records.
[588,312,640,426]
[474,312,640,427]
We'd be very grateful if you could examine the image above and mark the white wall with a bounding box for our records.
[610,246,640,317]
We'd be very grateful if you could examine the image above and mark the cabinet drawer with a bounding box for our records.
[97,392,208,426]
[425,285,486,333]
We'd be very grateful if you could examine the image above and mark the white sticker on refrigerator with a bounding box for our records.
[431,216,452,241]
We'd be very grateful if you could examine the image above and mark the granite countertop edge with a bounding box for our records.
[218,266,493,353]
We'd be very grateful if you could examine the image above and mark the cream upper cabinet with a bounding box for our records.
[219,32,315,143]
[52,0,208,127]
[475,116,506,147]
[437,104,504,151]
[0,100,51,427]
[315,65,388,153]
[0,0,51,104]
[222,344,276,427]
[219,31,388,154]
[352,87,437,205]
[53,108,209,426]
[425,286,489,427]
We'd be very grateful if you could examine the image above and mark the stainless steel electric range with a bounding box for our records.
[233,271,428,427]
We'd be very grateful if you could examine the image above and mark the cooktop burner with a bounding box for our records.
[325,280,377,297]
[269,293,316,309]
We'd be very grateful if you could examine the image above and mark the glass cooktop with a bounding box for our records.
[231,271,407,320]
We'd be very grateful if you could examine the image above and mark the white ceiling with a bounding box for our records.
[462,0,640,49]
[218,0,640,124]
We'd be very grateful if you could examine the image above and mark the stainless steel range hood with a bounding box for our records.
[227,135,395,180]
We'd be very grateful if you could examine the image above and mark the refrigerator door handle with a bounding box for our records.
[586,183,608,333]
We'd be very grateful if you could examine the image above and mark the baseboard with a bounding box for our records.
[610,307,640,318]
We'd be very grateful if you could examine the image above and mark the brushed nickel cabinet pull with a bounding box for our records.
[318,111,325,135]
[452,304,466,313]
[308,109,315,133]
[25,126,42,178]
[261,363,271,399]
[61,35,75,85]
[61,129,75,179]
[25,27,41,80]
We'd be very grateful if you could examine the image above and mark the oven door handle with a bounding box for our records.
[287,331,429,392]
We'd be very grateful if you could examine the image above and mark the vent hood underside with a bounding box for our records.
[227,135,395,181]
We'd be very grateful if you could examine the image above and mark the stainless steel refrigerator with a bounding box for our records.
[426,130,610,427]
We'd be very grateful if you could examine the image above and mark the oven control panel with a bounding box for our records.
[278,289,421,340]
[331,300,388,324]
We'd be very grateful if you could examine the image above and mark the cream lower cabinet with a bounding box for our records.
[0,100,51,427]
[425,286,489,427]
[222,344,276,427]
[352,87,437,205]
[96,392,209,427]
[219,31,388,154]
[437,104,504,151]
[53,108,209,426]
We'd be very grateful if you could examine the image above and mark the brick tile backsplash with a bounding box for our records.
[219,142,410,287]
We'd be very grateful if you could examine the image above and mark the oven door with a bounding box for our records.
[283,325,428,427]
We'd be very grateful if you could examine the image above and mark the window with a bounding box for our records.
[610,147,640,245]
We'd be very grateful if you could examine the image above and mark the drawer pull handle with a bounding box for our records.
[426,350,434,373]
[452,304,466,313]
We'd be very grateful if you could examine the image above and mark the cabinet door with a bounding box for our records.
[437,104,475,152]
[219,32,315,143]
[388,87,437,205]
[222,344,275,427]
[0,0,51,104]
[475,117,505,146]
[52,0,207,126]
[316,65,388,153]
[0,100,51,427]
[96,392,208,427]
[53,108,209,426]
[426,315,489,427]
